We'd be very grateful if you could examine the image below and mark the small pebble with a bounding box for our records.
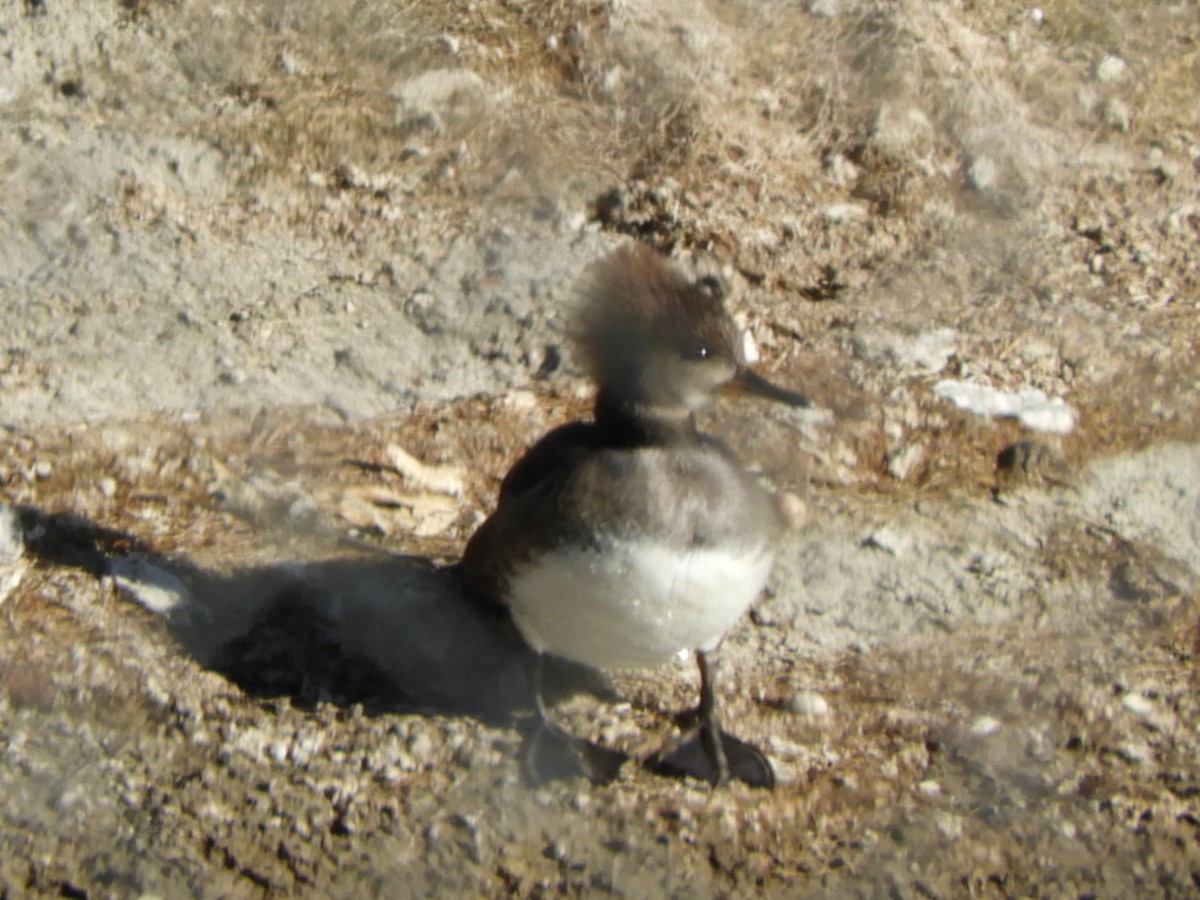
[824,202,868,223]
[886,442,924,480]
[1095,54,1127,84]
[864,524,913,557]
[789,690,830,718]
[741,328,761,364]
[1121,692,1154,717]
[970,715,1001,737]
[967,155,997,190]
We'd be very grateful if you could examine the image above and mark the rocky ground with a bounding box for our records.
[1,0,1198,896]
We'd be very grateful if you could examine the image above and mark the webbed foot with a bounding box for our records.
[518,718,627,787]
[646,728,775,788]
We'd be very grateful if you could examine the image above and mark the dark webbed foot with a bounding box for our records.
[646,729,775,787]
[518,717,627,786]
[518,654,627,786]
[646,648,775,788]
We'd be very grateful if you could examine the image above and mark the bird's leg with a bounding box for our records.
[696,649,730,785]
[646,648,775,788]
[518,654,626,786]
[531,652,553,722]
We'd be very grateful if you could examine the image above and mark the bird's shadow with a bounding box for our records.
[12,504,602,727]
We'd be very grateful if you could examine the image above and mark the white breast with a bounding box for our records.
[505,540,775,670]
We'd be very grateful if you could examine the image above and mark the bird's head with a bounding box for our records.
[575,245,809,418]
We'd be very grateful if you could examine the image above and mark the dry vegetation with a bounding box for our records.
[2,0,1199,895]
[108,0,1199,480]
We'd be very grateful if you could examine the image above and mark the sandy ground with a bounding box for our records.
[1,0,1198,896]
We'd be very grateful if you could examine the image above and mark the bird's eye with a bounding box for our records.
[683,341,710,361]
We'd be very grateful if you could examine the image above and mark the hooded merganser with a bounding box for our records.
[463,244,810,787]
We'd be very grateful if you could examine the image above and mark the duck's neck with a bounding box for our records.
[593,388,700,447]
